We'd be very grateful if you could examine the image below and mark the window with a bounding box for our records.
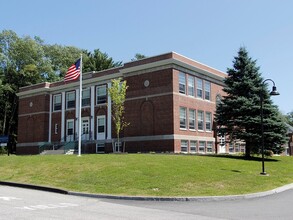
[53,94,61,111]
[188,75,195,96]
[197,110,204,131]
[216,94,222,108]
[207,142,213,153]
[204,81,211,100]
[82,88,90,107]
[197,79,203,98]
[179,72,186,94]
[199,141,205,153]
[96,85,107,104]
[180,107,187,129]
[181,140,188,153]
[189,109,196,130]
[205,112,212,131]
[66,91,75,109]
[190,141,197,153]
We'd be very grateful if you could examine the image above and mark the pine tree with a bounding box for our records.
[216,47,287,157]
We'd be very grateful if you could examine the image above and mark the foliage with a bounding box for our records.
[1,154,293,196]
[108,78,129,152]
[0,30,121,152]
[284,111,293,127]
[131,53,147,61]
[216,47,287,157]
[83,49,122,73]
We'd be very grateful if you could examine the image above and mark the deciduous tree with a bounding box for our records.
[108,78,129,152]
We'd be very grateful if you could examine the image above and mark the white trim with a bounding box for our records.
[48,94,52,142]
[61,92,65,142]
[90,86,95,140]
[16,142,47,147]
[18,112,49,117]
[123,134,215,142]
[107,82,112,139]
[75,88,79,138]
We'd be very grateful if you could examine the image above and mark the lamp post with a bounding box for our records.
[260,79,280,175]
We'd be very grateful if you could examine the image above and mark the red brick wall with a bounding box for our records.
[18,94,50,143]
[124,68,174,137]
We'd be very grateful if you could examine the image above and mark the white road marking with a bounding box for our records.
[0,196,22,201]
[15,203,79,211]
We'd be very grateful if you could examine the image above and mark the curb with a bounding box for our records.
[1,181,293,202]
[0,181,68,195]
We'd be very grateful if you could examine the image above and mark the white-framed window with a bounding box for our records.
[197,78,203,98]
[207,142,213,153]
[66,91,75,109]
[66,119,75,142]
[180,107,187,129]
[181,140,188,153]
[97,115,106,140]
[96,85,107,104]
[188,75,195,96]
[82,88,90,107]
[197,110,204,131]
[53,94,61,111]
[204,81,211,100]
[189,109,196,130]
[205,112,212,131]
[190,141,197,153]
[179,72,186,94]
[199,141,205,153]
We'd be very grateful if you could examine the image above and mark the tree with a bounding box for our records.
[285,111,293,127]
[131,53,147,61]
[215,47,287,157]
[0,30,121,153]
[108,78,129,152]
[83,49,122,73]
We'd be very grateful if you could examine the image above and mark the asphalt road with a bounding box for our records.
[1,185,293,219]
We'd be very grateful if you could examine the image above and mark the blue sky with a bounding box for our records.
[1,0,292,113]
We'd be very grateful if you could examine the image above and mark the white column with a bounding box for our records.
[75,88,80,139]
[61,92,65,142]
[48,94,52,142]
[90,86,95,140]
[107,82,112,139]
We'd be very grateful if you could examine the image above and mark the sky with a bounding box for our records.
[1,0,292,113]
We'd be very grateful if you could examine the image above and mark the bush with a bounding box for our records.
[264,150,274,157]
[0,146,7,155]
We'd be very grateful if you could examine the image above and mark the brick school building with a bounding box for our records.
[16,52,228,155]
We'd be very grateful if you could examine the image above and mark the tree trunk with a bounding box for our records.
[245,140,251,158]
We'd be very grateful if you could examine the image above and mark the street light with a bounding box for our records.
[260,79,280,175]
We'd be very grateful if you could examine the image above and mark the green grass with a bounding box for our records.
[1,154,293,196]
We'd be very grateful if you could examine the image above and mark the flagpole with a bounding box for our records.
[78,54,83,156]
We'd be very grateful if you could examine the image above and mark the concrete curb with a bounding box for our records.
[1,180,293,202]
[0,181,68,195]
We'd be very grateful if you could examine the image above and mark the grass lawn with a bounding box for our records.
[0,154,293,197]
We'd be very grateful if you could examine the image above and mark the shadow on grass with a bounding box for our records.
[198,154,280,162]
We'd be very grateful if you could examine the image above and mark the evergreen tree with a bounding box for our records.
[216,47,287,157]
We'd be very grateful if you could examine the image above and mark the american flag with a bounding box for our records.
[64,59,81,82]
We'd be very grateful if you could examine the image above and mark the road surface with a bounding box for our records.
[1,185,292,219]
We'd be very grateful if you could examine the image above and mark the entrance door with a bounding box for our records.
[82,117,90,140]
[97,115,106,140]
[66,119,74,142]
